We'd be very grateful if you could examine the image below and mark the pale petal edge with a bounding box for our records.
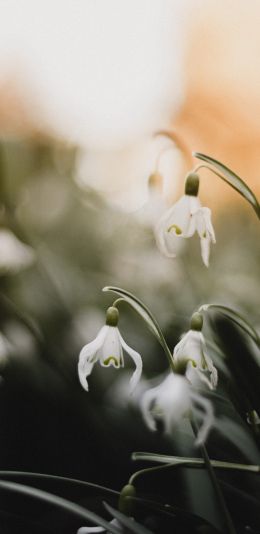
[78,326,108,391]
[119,334,143,393]
[190,391,214,445]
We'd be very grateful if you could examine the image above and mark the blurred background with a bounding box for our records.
[0,1,259,532]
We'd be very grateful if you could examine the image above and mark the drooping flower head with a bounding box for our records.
[141,373,214,445]
[173,312,218,390]
[78,306,142,393]
[155,172,216,266]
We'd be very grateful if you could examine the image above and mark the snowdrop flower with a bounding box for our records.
[78,307,142,393]
[155,173,216,266]
[141,373,214,445]
[77,518,123,533]
[173,312,218,390]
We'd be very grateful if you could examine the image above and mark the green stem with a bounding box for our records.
[129,463,177,486]
[131,452,260,473]
[191,420,237,534]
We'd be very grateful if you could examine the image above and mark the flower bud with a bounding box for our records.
[185,173,200,196]
[118,484,136,515]
[190,312,203,331]
[106,306,119,327]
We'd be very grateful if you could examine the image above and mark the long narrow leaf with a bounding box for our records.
[0,480,121,533]
[193,152,260,218]
[0,470,119,496]
[199,303,260,346]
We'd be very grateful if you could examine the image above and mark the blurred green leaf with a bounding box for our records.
[199,303,260,346]
[193,152,260,218]
[0,480,121,533]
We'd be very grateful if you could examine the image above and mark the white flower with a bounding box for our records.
[141,373,214,445]
[155,194,215,267]
[77,518,123,533]
[78,308,142,393]
[173,329,218,390]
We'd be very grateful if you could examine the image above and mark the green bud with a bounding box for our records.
[190,312,203,331]
[118,484,136,515]
[106,306,119,327]
[184,173,200,196]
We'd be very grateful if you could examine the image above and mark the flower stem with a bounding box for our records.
[190,420,237,534]
[129,463,177,486]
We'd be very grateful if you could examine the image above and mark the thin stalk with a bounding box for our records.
[131,452,260,473]
[191,420,237,534]
[129,463,177,486]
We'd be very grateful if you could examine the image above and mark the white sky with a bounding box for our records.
[0,0,188,149]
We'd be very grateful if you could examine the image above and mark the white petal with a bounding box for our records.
[194,207,215,267]
[155,195,198,258]
[77,519,122,534]
[78,326,108,391]
[173,331,190,356]
[141,386,159,431]
[119,334,142,392]
[186,364,213,390]
[200,236,210,267]
[174,330,203,367]
[99,327,123,368]
[190,391,214,445]
[77,527,105,533]
[200,333,218,388]
[154,216,177,258]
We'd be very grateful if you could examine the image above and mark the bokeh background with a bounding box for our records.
[0,1,259,533]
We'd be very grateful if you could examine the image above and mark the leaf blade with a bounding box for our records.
[193,152,260,218]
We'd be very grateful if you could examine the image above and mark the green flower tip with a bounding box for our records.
[106,306,119,327]
[118,484,136,515]
[185,172,200,196]
[190,312,203,331]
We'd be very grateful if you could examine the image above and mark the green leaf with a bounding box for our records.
[199,303,260,346]
[193,152,260,218]
[104,502,153,534]
[102,286,173,367]
[0,470,119,496]
[0,480,121,533]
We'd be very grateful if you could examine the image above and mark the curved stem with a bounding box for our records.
[154,130,193,170]
[129,463,177,486]
[0,480,120,533]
